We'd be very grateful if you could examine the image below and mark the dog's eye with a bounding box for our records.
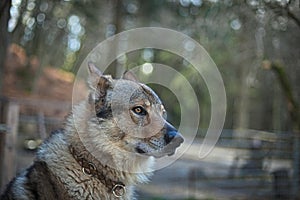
[132,106,147,116]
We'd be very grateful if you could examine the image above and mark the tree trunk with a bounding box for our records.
[0,0,11,95]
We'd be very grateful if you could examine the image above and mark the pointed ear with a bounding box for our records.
[88,62,103,76]
[87,62,111,97]
[122,70,139,82]
[87,62,103,87]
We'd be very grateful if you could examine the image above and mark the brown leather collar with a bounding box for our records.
[69,143,126,197]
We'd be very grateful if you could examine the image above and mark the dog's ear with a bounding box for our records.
[87,62,112,97]
[88,62,103,87]
[122,70,139,82]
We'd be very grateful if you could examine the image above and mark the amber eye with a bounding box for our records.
[132,106,147,116]
[134,107,142,113]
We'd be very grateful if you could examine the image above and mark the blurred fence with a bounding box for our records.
[0,96,70,190]
[193,129,298,199]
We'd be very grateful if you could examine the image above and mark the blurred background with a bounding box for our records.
[0,0,299,199]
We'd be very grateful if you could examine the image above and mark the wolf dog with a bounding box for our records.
[0,63,184,200]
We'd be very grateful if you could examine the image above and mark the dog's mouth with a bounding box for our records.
[135,135,184,158]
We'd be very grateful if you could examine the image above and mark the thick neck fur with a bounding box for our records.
[36,101,154,199]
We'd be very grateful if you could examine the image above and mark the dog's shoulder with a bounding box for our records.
[1,161,69,200]
[28,161,70,199]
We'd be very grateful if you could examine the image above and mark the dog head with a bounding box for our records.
[86,63,184,158]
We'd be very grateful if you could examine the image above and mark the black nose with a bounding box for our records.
[164,123,179,144]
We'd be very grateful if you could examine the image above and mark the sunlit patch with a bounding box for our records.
[230,19,241,30]
[142,63,153,75]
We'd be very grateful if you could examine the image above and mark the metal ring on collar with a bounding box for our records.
[82,162,96,175]
[112,184,126,198]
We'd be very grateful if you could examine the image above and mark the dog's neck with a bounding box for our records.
[69,142,126,198]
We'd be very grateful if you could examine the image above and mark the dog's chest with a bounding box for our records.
[50,160,133,200]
